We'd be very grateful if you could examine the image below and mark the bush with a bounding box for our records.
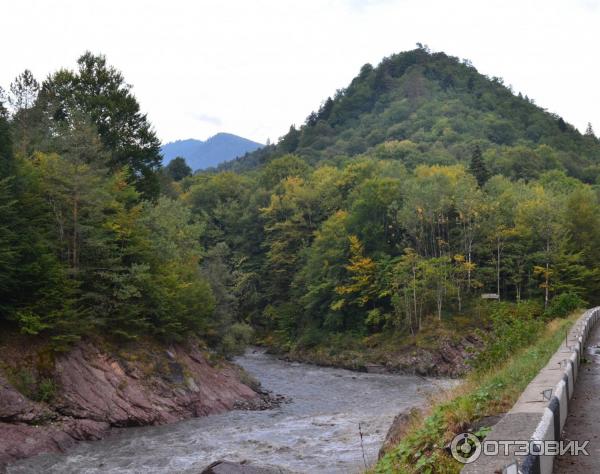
[7,369,57,403]
[545,292,585,318]
[36,378,57,403]
[295,326,325,350]
[474,301,544,372]
[220,322,254,358]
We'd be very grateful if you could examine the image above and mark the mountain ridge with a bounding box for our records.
[162,132,263,171]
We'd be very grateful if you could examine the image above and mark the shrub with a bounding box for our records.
[220,322,254,358]
[545,292,586,318]
[474,301,544,372]
[7,369,57,403]
[36,378,57,403]
[295,326,325,350]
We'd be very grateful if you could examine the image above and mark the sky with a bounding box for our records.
[2,0,599,145]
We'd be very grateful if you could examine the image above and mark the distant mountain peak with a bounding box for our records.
[161,133,263,171]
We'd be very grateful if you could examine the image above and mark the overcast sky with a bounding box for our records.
[2,0,599,144]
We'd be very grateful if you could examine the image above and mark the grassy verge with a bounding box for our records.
[374,310,581,474]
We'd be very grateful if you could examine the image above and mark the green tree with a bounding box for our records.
[516,187,565,307]
[452,254,474,312]
[136,197,214,339]
[0,154,78,344]
[260,177,317,303]
[41,52,162,199]
[468,145,489,187]
[8,69,39,111]
[295,210,350,332]
[259,154,309,189]
[0,178,17,299]
[279,125,301,153]
[389,248,426,333]
[585,122,595,137]
[165,157,192,181]
[0,102,13,175]
[347,176,404,253]
[8,70,42,157]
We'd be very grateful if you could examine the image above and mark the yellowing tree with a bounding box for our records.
[334,235,378,308]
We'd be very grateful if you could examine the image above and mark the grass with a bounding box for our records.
[374,311,581,474]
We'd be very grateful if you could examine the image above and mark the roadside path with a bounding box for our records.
[554,321,600,473]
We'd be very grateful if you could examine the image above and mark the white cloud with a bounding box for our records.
[1,0,599,143]
[191,112,223,127]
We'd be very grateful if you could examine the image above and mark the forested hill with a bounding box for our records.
[224,47,600,182]
[194,47,600,369]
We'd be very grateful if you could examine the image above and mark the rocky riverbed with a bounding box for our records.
[0,338,265,468]
[7,348,456,473]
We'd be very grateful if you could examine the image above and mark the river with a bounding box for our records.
[8,349,454,474]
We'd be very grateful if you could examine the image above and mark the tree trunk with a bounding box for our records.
[467,240,472,290]
[545,263,549,308]
[496,239,501,301]
[405,291,414,336]
[544,238,550,308]
[72,191,79,273]
[412,265,418,329]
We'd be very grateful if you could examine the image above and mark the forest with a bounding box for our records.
[2,47,600,362]
[0,54,239,353]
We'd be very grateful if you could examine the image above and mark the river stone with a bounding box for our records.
[378,407,422,458]
[185,375,200,392]
[200,460,292,473]
[167,361,185,384]
[0,375,47,422]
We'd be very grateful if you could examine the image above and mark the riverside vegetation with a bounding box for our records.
[374,305,581,473]
[1,46,600,470]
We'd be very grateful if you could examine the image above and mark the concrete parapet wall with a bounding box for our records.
[462,307,600,474]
